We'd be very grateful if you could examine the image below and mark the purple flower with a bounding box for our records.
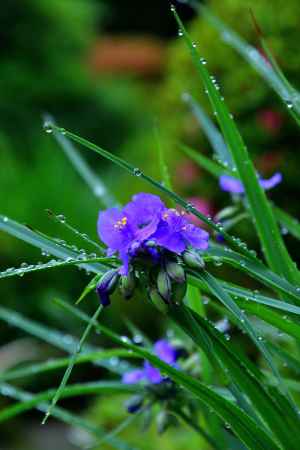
[153,209,209,254]
[97,193,165,274]
[122,339,178,385]
[219,172,282,195]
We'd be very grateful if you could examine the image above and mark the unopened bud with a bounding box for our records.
[165,260,185,283]
[124,394,144,414]
[119,271,136,300]
[149,288,168,314]
[182,249,205,270]
[96,269,119,307]
[156,410,174,434]
[157,268,172,302]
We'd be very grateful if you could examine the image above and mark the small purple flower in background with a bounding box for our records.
[122,339,178,385]
[153,209,209,254]
[219,172,282,195]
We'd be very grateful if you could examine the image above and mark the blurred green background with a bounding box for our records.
[1,0,299,448]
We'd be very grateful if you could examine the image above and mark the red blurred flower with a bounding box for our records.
[185,196,215,227]
[176,160,201,187]
[257,109,283,134]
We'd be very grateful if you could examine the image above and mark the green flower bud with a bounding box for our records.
[119,271,136,300]
[165,260,186,283]
[157,268,172,302]
[182,249,205,270]
[149,288,168,314]
[156,410,174,434]
[124,394,144,414]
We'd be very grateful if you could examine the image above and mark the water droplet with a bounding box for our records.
[2,216,8,222]
[286,100,293,109]
[56,214,66,223]
[43,122,53,134]
[133,168,142,177]
[200,57,207,65]
[192,42,197,48]
[178,30,183,37]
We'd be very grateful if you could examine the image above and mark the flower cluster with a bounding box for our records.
[122,339,179,385]
[96,193,209,308]
[121,338,193,434]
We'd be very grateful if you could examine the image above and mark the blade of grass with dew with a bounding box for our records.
[273,206,300,241]
[42,304,103,424]
[190,269,298,413]
[0,383,136,450]
[196,4,300,124]
[44,114,117,207]
[182,93,235,170]
[181,144,227,178]
[170,304,300,448]
[154,123,173,191]
[189,273,300,340]
[0,349,137,383]
[268,343,300,376]
[0,215,105,274]
[0,306,130,375]
[181,108,300,242]
[53,299,282,450]
[45,208,105,253]
[48,124,261,262]
[76,273,102,304]
[201,245,300,304]
[55,300,288,441]
[0,256,115,280]
[172,7,299,285]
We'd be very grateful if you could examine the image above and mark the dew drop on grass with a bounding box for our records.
[178,30,183,37]
[200,57,207,65]
[133,168,142,177]
[2,216,8,222]
[43,122,53,134]
[192,42,197,48]
[286,100,293,109]
[56,214,66,223]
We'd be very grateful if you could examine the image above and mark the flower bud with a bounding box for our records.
[96,269,119,307]
[157,268,172,302]
[156,410,174,434]
[119,270,136,300]
[165,260,185,283]
[124,394,144,414]
[182,249,205,270]
[149,288,168,314]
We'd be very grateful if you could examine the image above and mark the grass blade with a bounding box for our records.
[42,304,103,423]
[44,115,117,207]
[0,383,136,450]
[56,298,281,450]
[172,7,299,285]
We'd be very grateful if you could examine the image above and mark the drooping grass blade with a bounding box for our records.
[42,304,103,424]
[172,7,299,285]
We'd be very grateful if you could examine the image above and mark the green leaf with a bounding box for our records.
[172,8,299,285]
[42,305,103,423]
[273,206,300,240]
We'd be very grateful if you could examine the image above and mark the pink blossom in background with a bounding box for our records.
[176,160,201,187]
[185,197,215,227]
[257,109,283,134]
